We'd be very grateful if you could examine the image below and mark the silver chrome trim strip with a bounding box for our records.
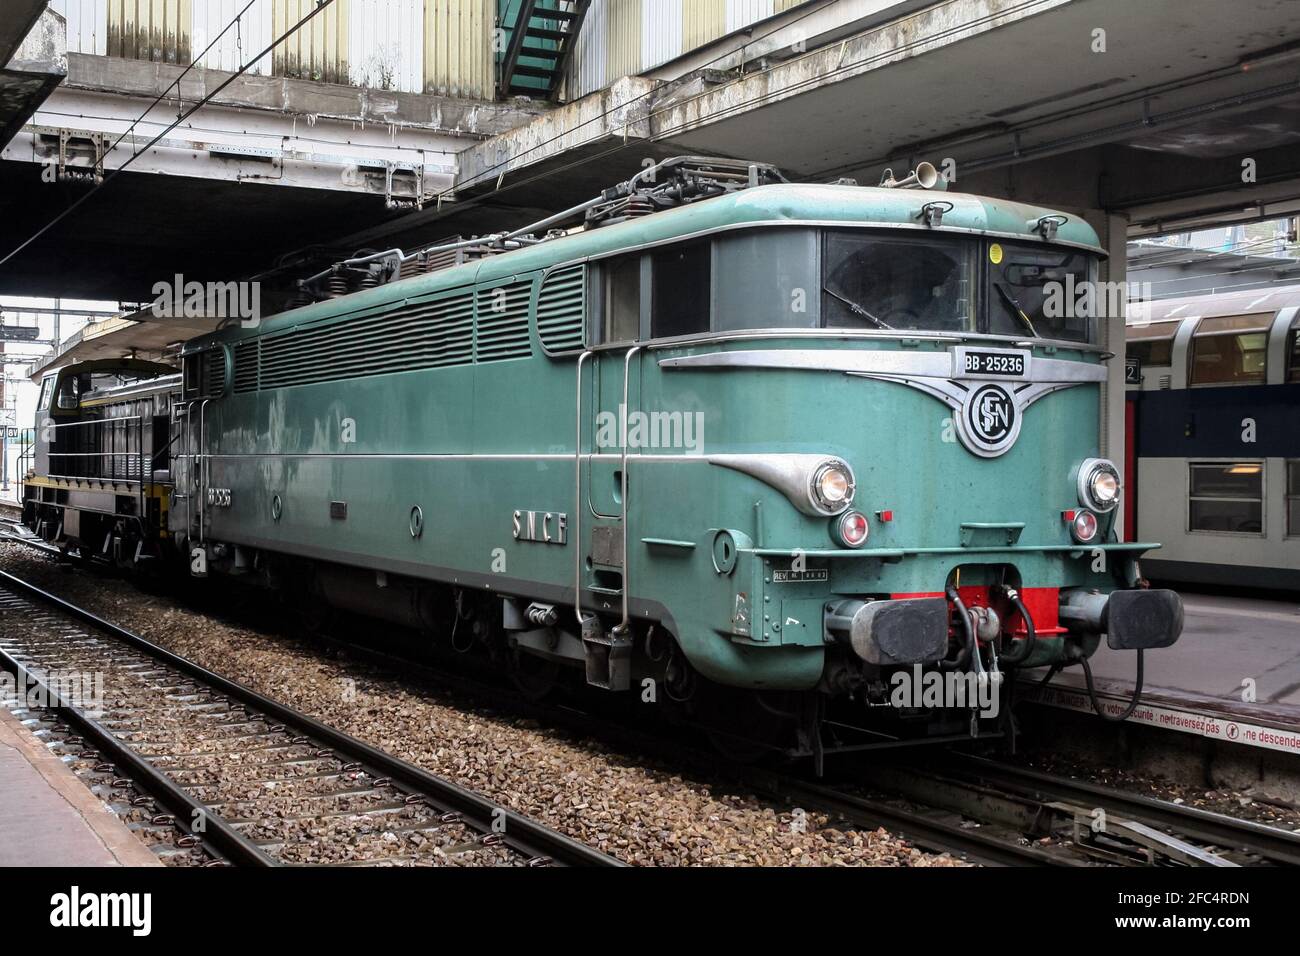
[660,349,1107,383]
[587,327,1108,355]
[192,452,708,461]
[706,454,845,517]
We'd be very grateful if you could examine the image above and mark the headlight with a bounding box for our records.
[809,459,855,515]
[1077,458,1121,513]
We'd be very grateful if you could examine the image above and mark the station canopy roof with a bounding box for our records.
[1127,283,1300,327]
[27,310,216,380]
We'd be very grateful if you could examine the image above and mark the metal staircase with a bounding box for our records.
[499,0,592,101]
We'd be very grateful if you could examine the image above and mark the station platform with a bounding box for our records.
[1026,591,1300,757]
[0,706,160,866]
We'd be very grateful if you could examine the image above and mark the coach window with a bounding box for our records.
[1288,461,1300,536]
[1188,462,1264,535]
[1287,328,1300,383]
[1189,314,1271,385]
[651,241,711,338]
[600,254,642,344]
[1125,319,1179,367]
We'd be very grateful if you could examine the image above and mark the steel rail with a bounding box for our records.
[0,643,275,865]
[742,767,1077,867]
[945,754,1300,867]
[0,569,621,867]
[285,614,1095,866]
[0,523,65,558]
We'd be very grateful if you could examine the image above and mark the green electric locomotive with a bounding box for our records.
[62,157,1188,760]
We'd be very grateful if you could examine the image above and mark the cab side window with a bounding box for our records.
[36,377,54,411]
[601,254,641,344]
[651,241,711,338]
[56,375,81,410]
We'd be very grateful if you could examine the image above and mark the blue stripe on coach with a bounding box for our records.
[1133,383,1300,458]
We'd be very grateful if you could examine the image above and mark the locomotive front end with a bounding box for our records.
[633,182,1184,750]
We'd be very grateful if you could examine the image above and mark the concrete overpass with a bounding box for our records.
[0,4,543,302]
[0,2,65,151]
[8,0,1298,299]
[425,0,1300,241]
[8,0,1300,416]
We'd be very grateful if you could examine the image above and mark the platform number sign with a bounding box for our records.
[1124,357,1141,385]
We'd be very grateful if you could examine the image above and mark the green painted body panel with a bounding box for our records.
[179,185,1129,691]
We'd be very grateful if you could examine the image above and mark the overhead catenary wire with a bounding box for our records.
[303,0,994,261]
[1127,233,1285,269]
[328,0,1231,261]
[310,0,842,259]
[0,0,339,273]
[1128,233,1291,271]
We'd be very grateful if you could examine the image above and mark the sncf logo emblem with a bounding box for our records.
[958,383,1021,457]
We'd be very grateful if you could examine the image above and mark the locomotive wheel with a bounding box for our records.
[508,648,561,701]
[295,601,330,637]
[704,728,770,764]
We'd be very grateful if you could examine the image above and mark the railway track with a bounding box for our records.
[0,514,63,558]
[933,754,1300,866]
[202,613,1300,868]
[0,568,620,868]
[299,631,1298,867]
[3,541,1296,868]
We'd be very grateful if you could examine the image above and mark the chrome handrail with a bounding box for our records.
[616,345,642,634]
[574,351,592,627]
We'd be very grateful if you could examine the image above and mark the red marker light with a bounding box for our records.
[878,510,894,522]
[1062,510,1077,522]
[834,511,870,548]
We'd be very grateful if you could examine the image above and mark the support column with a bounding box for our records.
[1081,210,1130,540]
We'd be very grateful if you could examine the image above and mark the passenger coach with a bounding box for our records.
[1126,283,1300,591]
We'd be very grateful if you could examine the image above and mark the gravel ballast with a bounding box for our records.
[0,543,963,866]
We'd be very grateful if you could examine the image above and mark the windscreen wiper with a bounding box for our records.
[994,281,1039,337]
[823,286,894,330]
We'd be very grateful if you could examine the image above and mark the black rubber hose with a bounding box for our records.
[939,585,974,671]
[998,590,1037,665]
[1081,649,1145,722]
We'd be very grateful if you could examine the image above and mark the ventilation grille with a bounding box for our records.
[254,292,476,391]
[184,347,226,399]
[474,281,533,362]
[233,340,259,394]
[536,265,586,354]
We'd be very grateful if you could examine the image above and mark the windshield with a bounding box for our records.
[987,242,1094,343]
[822,233,974,333]
[820,231,1098,343]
